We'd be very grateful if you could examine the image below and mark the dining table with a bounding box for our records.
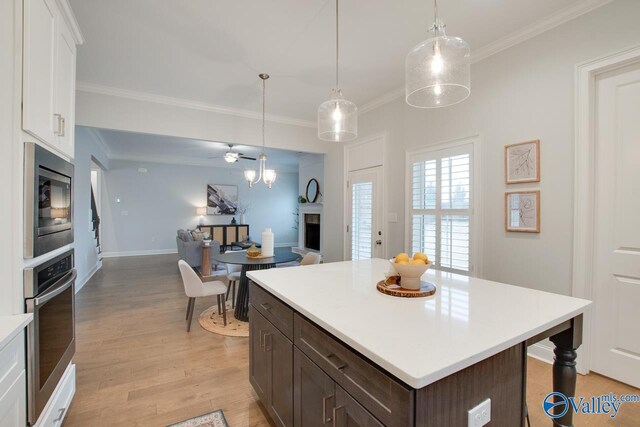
[213,247,300,321]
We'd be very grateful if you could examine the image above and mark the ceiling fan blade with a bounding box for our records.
[239,156,257,161]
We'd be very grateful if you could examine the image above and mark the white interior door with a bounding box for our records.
[591,63,640,388]
[347,167,383,260]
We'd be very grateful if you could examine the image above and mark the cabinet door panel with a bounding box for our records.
[0,371,26,427]
[249,307,269,404]
[23,0,57,145]
[267,324,293,427]
[335,386,384,427]
[54,19,76,157]
[294,348,335,427]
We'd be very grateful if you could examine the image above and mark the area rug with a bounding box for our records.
[167,409,229,427]
[198,301,249,337]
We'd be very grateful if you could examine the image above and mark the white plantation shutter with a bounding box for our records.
[410,146,473,273]
[351,182,373,260]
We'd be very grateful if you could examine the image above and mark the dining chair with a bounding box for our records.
[178,260,228,331]
[225,250,244,308]
[300,252,322,265]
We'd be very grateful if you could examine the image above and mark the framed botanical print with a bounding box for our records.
[505,191,540,233]
[505,140,540,184]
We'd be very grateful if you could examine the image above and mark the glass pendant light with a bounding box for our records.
[244,74,277,188]
[318,0,357,142]
[406,0,470,108]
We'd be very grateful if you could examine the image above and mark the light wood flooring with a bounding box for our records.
[65,254,640,426]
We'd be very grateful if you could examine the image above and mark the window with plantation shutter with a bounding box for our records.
[351,181,373,260]
[409,143,475,274]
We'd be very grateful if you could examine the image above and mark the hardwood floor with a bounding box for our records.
[65,254,639,426]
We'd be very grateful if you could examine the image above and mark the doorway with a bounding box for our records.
[346,166,383,260]
[590,62,640,388]
[90,160,102,257]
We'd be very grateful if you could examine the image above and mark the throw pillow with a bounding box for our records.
[191,230,205,241]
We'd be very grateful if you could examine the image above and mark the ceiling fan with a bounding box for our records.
[208,144,256,163]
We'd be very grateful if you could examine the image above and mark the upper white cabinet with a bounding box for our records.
[22,0,82,159]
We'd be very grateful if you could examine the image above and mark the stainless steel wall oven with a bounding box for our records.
[24,249,76,425]
[24,142,74,258]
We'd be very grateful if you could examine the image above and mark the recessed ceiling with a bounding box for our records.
[71,0,601,122]
[86,127,307,172]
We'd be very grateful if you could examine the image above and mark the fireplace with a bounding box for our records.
[295,203,322,256]
[304,214,320,251]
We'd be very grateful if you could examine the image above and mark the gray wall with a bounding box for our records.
[322,0,640,292]
[74,127,110,290]
[100,160,299,256]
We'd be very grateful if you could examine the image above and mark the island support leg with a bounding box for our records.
[549,315,583,427]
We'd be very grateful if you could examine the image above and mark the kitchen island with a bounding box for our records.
[247,259,591,427]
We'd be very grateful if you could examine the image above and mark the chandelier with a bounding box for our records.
[244,74,277,188]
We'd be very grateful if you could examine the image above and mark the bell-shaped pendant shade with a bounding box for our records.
[318,89,358,142]
[406,33,470,108]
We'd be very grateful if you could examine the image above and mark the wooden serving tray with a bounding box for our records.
[376,279,437,298]
[246,253,272,259]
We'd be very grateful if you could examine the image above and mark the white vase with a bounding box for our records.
[262,228,274,257]
[240,214,245,224]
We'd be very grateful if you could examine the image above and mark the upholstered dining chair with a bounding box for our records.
[300,252,322,265]
[225,250,243,308]
[178,260,228,331]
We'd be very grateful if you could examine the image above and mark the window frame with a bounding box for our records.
[405,135,483,277]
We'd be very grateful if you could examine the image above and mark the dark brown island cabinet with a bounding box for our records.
[248,281,584,427]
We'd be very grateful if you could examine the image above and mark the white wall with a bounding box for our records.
[298,153,324,201]
[100,160,299,256]
[74,127,110,291]
[323,0,640,292]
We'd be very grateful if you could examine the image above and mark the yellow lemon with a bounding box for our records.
[413,252,428,262]
[396,260,410,265]
[395,253,410,263]
[412,259,426,265]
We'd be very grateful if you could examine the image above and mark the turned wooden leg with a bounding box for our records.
[549,315,583,427]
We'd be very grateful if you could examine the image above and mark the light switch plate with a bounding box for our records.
[467,398,491,427]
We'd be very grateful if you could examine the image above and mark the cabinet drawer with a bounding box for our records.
[250,283,293,340]
[294,314,413,427]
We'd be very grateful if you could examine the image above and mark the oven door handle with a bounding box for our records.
[34,270,76,305]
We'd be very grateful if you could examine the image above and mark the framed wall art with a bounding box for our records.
[505,191,540,233]
[505,140,540,184]
[207,184,238,215]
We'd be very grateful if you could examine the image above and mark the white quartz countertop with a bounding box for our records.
[0,313,33,351]
[247,259,591,389]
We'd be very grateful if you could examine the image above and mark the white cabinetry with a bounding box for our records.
[0,331,26,427]
[22,0,82,159]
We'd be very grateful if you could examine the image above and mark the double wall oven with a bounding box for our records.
[24,142,74,258]
[24,249,76,425]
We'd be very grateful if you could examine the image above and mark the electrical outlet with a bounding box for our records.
[468,398,491,427]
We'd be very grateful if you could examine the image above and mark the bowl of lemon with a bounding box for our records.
[390,252,432,290]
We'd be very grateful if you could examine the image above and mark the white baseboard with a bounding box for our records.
[527,340,554,365]
[75,261,101,294]
[100,248,178,258]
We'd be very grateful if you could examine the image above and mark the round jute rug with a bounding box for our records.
[198,302,249,337]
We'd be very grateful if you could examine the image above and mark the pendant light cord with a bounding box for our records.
[262,76,266,151]
[335,0,339,89]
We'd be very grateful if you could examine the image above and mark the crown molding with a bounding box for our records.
[471,0,614,63]
[56,0,84,44]
[76,82,317,129]
[358,0,614,116]
[107,153,300,173]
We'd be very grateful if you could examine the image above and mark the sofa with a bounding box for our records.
[176,229,221,270]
